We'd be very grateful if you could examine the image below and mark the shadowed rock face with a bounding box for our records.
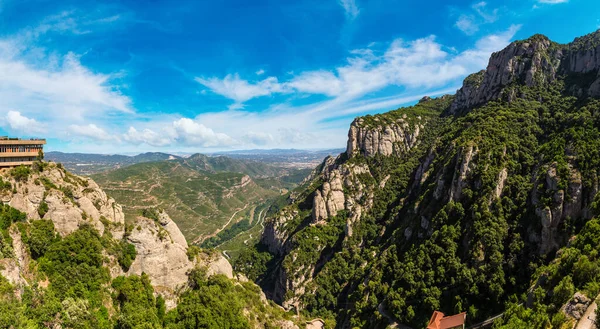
[451,31,600,113]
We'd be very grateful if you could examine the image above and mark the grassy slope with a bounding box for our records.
[92,158,310,244]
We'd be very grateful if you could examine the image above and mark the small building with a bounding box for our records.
[427,311,466,329]
[0,137,46,168]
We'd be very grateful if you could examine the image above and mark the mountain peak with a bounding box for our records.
[450,31,600,113]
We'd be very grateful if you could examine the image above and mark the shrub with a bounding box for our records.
[117,242,137,271]
[38,200,49,218]
[10,165,30,182]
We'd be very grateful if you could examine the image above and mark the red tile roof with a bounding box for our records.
[427,311,466,329]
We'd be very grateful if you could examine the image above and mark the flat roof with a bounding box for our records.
[0,137,46,145]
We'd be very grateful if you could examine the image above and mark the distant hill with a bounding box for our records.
[46,151,180,175]
[92,154,313,244]
[209,148,344,168]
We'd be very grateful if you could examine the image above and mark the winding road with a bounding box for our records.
[192,204,249,245]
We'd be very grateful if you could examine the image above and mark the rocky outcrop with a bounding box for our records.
[346,116,423,157]
[449,146,476,201]
[262,150,376,307]
[533,163,587,254]
[262,209,297,255]
[561,292,591,321]
[451,31,600,113]
[1,165,124,237]
[125,214,192,292]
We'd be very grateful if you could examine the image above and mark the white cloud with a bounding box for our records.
[123,127,172,147]
[537,0,568,3]
[0,52,132,119]
[195,74,287,109]
[69,124,114,141]
[195,25,519,116]
[243,131,274,146]
[172,118,237,147]
[288,71,344,96]
[0,11,133,128]
[339,0,360,19]
[5,111,46,134]
[255,69,265,76]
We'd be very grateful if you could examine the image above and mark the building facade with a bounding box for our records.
[0,137,46,168]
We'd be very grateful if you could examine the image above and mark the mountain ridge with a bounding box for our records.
[241,29,600,328]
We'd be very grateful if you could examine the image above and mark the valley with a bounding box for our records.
[90,153,317,247]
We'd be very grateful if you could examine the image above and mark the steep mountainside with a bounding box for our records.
[0,162,317,328]
[92,155,309,244]
[245,30,600,328]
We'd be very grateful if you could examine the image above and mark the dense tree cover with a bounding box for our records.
[0,204,298,328]
[0,204,27,258]
[244,80,600,328]
[201,218,251,248]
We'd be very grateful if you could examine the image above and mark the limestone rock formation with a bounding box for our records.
[451,31,600,113]
[533,163,587,254]
[125,215,192,292]
[346,116,423,157]
[1,165,124,237]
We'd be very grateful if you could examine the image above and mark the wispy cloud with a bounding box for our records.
[196,25,520,110]
[339,0,360,19]
[455,2,499,35]
[537,0,568,3]
[69,124,116,141]
[195,74,286,110]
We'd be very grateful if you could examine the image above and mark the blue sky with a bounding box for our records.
[0,0,598,153]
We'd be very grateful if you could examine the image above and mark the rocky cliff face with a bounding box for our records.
[451,31,600,113]
[256,31,600,328]
[346,115,424,157]
[261,99,441,309]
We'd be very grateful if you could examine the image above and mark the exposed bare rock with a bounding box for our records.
[306,319,325,329]
[0,227,30,294]
[346,117,423,157]
[1,166,124,237]
[262,209,297,255]
[561,292,591,321]
[277,320,300,329]
[125,215,192,292]
[449,146,476,201]
[493,168,508,200]
[312,190,327,223]
[205,254,234,279]
[451,31,600,113]
[533,163,590,254]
